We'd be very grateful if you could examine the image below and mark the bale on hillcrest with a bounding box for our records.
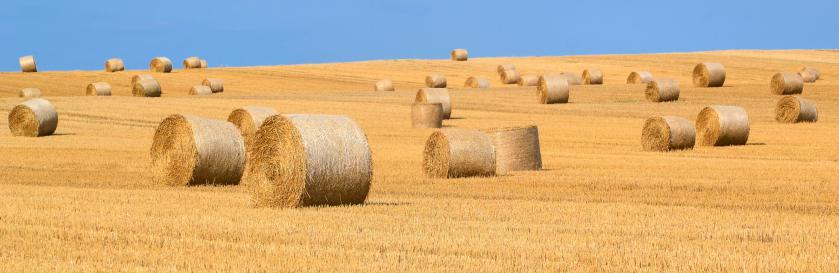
[537,74,569,104]
[105,58,125,72]
[451,49,468,61]
[412,102,443,129]
[582,69,603,85]
[425,74,447,88]
[19,55,37,73]
[770,72,803,95]
[627,71,653,84]
[375,79,394,91]
[150,57,173,73]
[645,78,680,102]
[641,116,695,152]
[183,57,202,69]
[423,128,496,178]
[775,96,818,123]
[483,126,542,174]
[692,63,726,87]
[415,88,451,119]
[86,82,112,96]
[199,59,208,68]
[695,105,749,146]
[8,98,58,137]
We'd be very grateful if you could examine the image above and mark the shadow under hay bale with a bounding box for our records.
[538,74,569,104]
[695,105,750,146]
[423,128,496,178]
[8,98,58,137]
[86,82,112,96]
[412,102,443,129]
[149,57,173,73]
[415,88,451,119]
[483,126,542,174]
[641,116,695,152]
[775,96,818,123]
[645,78,680,102]
[692,62,726,87]
[627,71,653,84]
[770,72,803,95]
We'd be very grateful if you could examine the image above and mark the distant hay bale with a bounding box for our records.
[627,71,653,84]
[228,106,279,154]
[423,128,496,178]
[149,57,173,73]
[86,82,112,96]
[464,76,490,88]
[245,114,372,208]
[425,74,447,88]
[189,85,213,95]
[131,74,154,86]
[483,126,542,174]
[104,58,125,72]
[645,78,680,102]
[199,59,208,68]
[411,102,443,129]
[8,98,58,137]
[451,49,468,61]
[183,57,202,69]
[19,88,42,98]
[19,55,37,73]
[497,64,516,74]
[582,69,603,85]
[133,78,162,97]
[150,114,246,186]
[770,72,803,95]
[415,88,451,119]
[641,116,695,152]
[775,96,818,123]
[202,78,224,93]
[518,74,539,86]
[537,74,570,104]
[375,79,395,91]
[692,62,726,87]
[799,67,819,83]
[559,72,582,85]
[695,105,750,146]
[499,68,520,84]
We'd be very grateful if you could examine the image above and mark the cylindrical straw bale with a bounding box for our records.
[645,78,680,102]
[19,55,37,73]
[537,74,570,104]
[464,76,490,88]
[149,57,173,73]
[375,79,395,91]
[775,96,818,123]
[245,114,373,208]
[425,74,447,88]
[582,69,603,85]
[518,74,539,86]
[183,57,201,69]
[497,64,516,74]
[627,71,653,84]
[131,74,154,86]
[451,49,468,61]
[19,88,42,98]
[499,68,520,84]
[199,59,208,68]
[104,58,125,72]
[695,105,750,146]
[483,126,542,174]
[770,72,803,95]
[86,82,112,96]
[189,85,212,95]
[227,106,279,150]
[202,78,224,93]
[641,116,695,152]
[423,128,496,178]
[800,66,820,81]
[692,62,726,87]
[8,98,58,137]
[133,78,162,97]
[412,102,443,129]
[559,72,582,85]
[415,88,451,119]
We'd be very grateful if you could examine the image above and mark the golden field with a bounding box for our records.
[0,50,837,272]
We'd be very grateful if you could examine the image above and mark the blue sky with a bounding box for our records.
[1,0,836,71]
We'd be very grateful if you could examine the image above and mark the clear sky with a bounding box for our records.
[1,0,836,71]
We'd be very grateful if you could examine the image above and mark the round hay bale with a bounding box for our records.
[627,71,653,84]
[559,72,582,85]
[375,79,394,91]
[770,72,803,95]
[86,82,112,96]
[149,57,173,73]
[483,126,542,174]
[775,96,818,123]
[199,59,208,68]
[537,74,570,104]
[464,76,490,88]
[497,64,516,74]
[645,78,680,102]
[104,58,125,72]
[423,128,496,178]
[131,74,154,86]
[412,102,443,129]
[244,114,372,208]
[415,88,451,119]
[641,116,695,152]
[692,62,726,87]
[183,57,202,69]
[133,78,162,97]
[19,55,37,73]
[800,66,820,81]
[189,85,213,95]
[19,88,42,98]
[150,114,246,186]
[582,69,603,85]
[227,106,279,150]
[202,78,224,93]
[499,68,520,84]
[695,105,750,146]
[451,49,468,61]
[518,74,539,86]
[425,74,447,88]
[8,98,58,137]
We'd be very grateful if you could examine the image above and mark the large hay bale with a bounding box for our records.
[483,126,542,174]
[104,58,125,72]
[375,79,394,91]
[149,57,173,73]
[19,88,42,98]
[183,57,202,69]
[202,78,224,93]
[19,55,37,73]
[133,78,162,97]
[227,106,279,150]
[131,74,154,86]
[800,66,820,81]
[641,116,695,152]
[627,71,653,84]
[692,62,726,87]
[695,105,750,146]
[559,72,582,85]
[537,74,570,104]
[423,128,496,178]
[770,72,803,95]
[451,49,468,61]
[775,96,818,123]
[86,82,112,96]
[425,74,447,88]
[199,59,208,68]
[189,85,213,95]
[499,68,520,84]
[8,98,58,137]
[645,78,680,102]
[518,74,539,86]
[415,88,451,119]
[245,114,372,208]
[150,114,246,186]
[412,102,443,129]
[464,76,490,88]
[582,69,603,85]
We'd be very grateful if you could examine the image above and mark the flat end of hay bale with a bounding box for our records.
[483,125,542,173]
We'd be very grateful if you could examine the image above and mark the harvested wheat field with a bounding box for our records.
[0,50,838,272]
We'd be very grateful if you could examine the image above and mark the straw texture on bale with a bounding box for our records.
[374,79,394,91]
[8,98,58,137]
[695,105,750,146]
[775,96,818,123]
[415,88,452,119]
[799,66,819,82]
[641,116,695,152]
[245,114,373,208]
[645,78,680,102]
[497,64,516,74]
[483,126,542,174]
[423,128,496,178]
[133,78,162,97]
[692,63,726,87]
[149,57,173,73]
[86,82,112,96]
[150,114,246,186]
[199,59,208,68]
[518,74,539,86]
[499,69,520,84]
[582,69,603,85]
[451,49,468,61]
[464,76,490,88]
[202,78,224,93]
[19,55,37,73]
[627,71,653,84]
[537,74,570,104]
[104,58,125,72]
[770,72,803,95]
[227,106,279,150]
[19,88,42,98]
[189,85,213,95]
[559,72,582,85]
[425,74,447,88]
[183,57,202,69]
[131,74,154,86]
[411,102,443,129]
